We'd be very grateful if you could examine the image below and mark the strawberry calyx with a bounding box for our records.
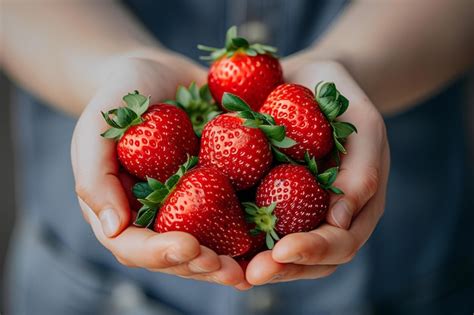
[315,81,358,154]
[164,82,221,137]
[132,155,199,227]
[221,92,297,163]
[101,90,150,140]
[304,152,343,195]
[198,25,277,61]
[243,202,280,249]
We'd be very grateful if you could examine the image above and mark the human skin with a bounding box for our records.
[1,0,473,289]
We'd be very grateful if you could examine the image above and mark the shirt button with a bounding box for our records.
[239,21,270,43]
[247,288,276,313]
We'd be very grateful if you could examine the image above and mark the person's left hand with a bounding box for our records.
[245,58,390,285]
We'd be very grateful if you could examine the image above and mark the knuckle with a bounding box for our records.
[307,233,329,262]
[321,266,338,278]
[361,166,380,198]
[341,236,358,263]
[75,182,89,200]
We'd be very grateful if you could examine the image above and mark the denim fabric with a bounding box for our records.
[7,0,473,314]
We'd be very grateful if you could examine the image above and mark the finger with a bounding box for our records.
[326,101,385,229]
[246,251,336,285]
[272,148,388,266]
[72,96,131,237]
[326,134,381,229]
[282,61,385,230]
[152,246,221,275]
[348,144,389,247]
[271,225,357,265]
[178,255,248,287]
[80,199,204,269]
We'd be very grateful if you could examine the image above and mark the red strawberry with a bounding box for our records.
[199,26,283,111]
[101,91,199,182]
[245,154,342,249]
[260,82,357,161]
[199,93,296,190]
[133,157,253,257]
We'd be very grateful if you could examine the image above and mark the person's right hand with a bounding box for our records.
[71,52,251,290]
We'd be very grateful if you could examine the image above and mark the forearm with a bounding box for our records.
[287,0,474,115]
[1,1,167,116]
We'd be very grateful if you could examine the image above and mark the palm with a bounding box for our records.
[72,56,251,290]
[244,60,390,284]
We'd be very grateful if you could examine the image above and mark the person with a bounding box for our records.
[1,1,472,314]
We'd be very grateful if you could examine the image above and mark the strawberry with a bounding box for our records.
[260,82,357,161]
[199,93,296,190]
[132,157,253,257]
[198,26,283,111]
[165,82,221,137]
[101,91,199,182]
[245,153,342,249]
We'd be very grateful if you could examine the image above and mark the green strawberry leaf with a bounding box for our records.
[133,182,154,199]
[221,93,251,112]
[100,127,124,140]
[304,152,318,176]
[232,37,249,48]
[134,206,157,228]
[173,83,221,136]
[123,91,150,117]
[147,177,165,191]
[332,121,357,139]
[225,26,238,49]
[270,136,297,149]
[317,167,339,188]
[237,110,257,120]
[196,44,217,52]
[272,147,296,163]
[334,137,347,154]
[244,48,258,56]
[258,125,285,142]
[176,86,193,105]
[146,188,169,204]
[165,175,180,190]
[329,186,344,195]
[199,84,213,102]
[101,90,150,140]
[266,233,275,249]
[138,198,158,208]
[198,25,278,61]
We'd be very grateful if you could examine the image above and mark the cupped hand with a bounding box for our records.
[71,52,250,290]
[246,59,390,285]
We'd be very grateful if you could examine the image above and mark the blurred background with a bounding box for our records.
[1,1,474,315]
[0,73,16,313]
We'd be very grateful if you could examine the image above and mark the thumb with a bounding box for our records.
[71,106,131,237]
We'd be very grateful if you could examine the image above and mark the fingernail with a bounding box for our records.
[267,274,284,284]
[99,209,120,237]
[165,251,185,264]
[331,200,351,229]
[188,261,212,273]
[276,254,301,263]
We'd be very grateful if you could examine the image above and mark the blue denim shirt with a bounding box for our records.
[12,0,473,314]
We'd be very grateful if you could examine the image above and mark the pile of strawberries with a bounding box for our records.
[101,27,356,261]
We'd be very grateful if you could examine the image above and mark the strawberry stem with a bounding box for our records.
[315,81,357,154]
[221,92,297,162]
[164,82,221,137]
[100,90,150,140]
[243,202,280,249]
[198,25,278,61]
[304,152,344,195]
